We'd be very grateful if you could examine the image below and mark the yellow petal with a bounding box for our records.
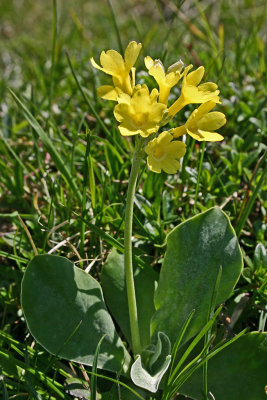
[185,102,216,127]
[185,66,204,86]
[97,85,120,101]
[182,64,193,78]
[132,84,142,93]
[145,141,154,155]
[117,92,131,104]
[114,103,131,122]
[150,88,160,102]
[139,124,160,137]
[187,128,224,141]
[156,130,173,145]
[148,103,167,123]
[194,101,217,116]
[198,112,226,131]
[124,41,142,70]
[131,87,152,112]
[149,64,166,86]
[183,85,220,103]
[182,85,202,102]
[144,56,154,69]
[166,141,186,158]
[147,155,162,173]
[118,124,140,136]
[90,57,103,71]
[161,158,181,174]
[198,130,224,141]
[198,82,218,92]
[165,71,181,87]
[99,50,125,77]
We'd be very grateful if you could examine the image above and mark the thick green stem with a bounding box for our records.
[124,138,144,356]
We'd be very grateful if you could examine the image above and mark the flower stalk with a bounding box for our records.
[124,137,144,356]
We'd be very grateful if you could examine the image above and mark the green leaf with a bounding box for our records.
[179,332,267,400]
[130,332,171,393]
[101,249,158,351]
[152,207,243,345]
[21,255,131,373]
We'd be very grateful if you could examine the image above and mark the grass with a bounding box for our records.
[0,0,266,398]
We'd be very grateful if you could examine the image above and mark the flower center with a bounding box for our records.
[133,112,148,127]
[153,146,165,160]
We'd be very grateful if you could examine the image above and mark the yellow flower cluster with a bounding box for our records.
[91,41,226,174]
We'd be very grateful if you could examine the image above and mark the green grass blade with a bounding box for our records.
[84,369,146,400]
[0,350,68,399]
[0,251,28,264]
[185,330,247,387]
[194,141,205,214]
[9,89,83,204]
[49,0,58,112]
[89,154,96,210]
[204,329,248,363]
[0,378,9,400]
[106,0,123,54]
[30,85,43,169]
[168,305,223,384]
[203,266,222,398]
[40,320,84,376]
[81,131,92,256]
[168,335,215,399]
[25,378,44,400]
[0,132,29,173]
[168,309,195,384]
[171,329,247,395]
[91,335,106,400]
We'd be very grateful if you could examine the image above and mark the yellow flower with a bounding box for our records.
[91,41,142,100]
[145,131,186,174]
[145,56,184,105]
[113,85,166,137]
[172,101,226,141]
[168,65,221,116]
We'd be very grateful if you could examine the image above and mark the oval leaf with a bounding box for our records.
[21,255,131,373]
[180,332,267,400]
[101,249,158,350]
[152,207,243,344]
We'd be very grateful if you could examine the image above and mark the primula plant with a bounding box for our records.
[18,42,266,400]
